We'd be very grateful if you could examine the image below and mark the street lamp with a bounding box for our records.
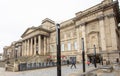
[81,38,85,72]
[93,45,97,68]
[56,23,61,76]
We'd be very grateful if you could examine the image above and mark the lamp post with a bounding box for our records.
[94,45,97,68]
[56,23,61,76]
[82,38,85,72]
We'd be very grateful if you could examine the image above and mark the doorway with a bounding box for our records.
[87,54,101,64]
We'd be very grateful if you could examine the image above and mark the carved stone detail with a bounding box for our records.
[106,13,115,18]
[97,15,105,20]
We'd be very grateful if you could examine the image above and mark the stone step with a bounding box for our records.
[7,64,14,67]
[0,61,5,67]
[6,65,14,71]
[6,67,13,71]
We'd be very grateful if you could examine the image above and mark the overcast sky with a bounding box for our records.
[0,0,119,53]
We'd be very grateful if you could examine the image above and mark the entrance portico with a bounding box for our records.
[21,27,50,56]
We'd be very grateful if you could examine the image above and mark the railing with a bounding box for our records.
[19,61,67,71]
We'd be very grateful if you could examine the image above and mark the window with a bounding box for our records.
[67,32,70,38]
[68,42,71,51]
[74,41,77,50]
[61,34,64,39]
[73,30,77,37]
[61,44,64,51]
[50,45,54,52]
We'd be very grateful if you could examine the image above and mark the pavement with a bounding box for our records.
[0,63,120,76]
[0,63,94,76]
[68,63,120,76]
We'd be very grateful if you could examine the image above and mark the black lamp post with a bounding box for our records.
[94,45,97,68]
[82,38,85,72]
[56,23,61,76]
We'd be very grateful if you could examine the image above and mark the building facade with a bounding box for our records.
[0,53,3,61]
[3,0,120,63]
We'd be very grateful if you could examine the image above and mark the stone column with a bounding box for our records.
[34,36,36,55]
[25,40,27,56]
[30,38,33,56]
[81,23,87,52]
[38,35,41,55]
[108,13,117,50]
[27,39,30,56]
[76,27,80,52]
[47,37,50,55]
[22,41,24,56]
[98,15,106,51]
[26,40,28,56]
[44,37,47,55]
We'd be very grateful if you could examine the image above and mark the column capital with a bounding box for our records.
[97,15,105,20]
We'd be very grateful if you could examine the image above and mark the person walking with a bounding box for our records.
[70,59,76,69]
[67,59,70,66]
[87,60,90,66]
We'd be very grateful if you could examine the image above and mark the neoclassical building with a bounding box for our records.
[3,0,120,63]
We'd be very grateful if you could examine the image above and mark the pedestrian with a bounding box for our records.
[67,59,70,66]
[70,59,76,69]
[87,60,90,66]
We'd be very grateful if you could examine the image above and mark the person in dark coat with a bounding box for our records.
[70,59,76,69]
[67,59,70,66]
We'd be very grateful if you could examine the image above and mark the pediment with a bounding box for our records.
[21,27,50,39]
[21,28,36,38]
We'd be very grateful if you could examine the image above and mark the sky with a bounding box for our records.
[0,0,118,53]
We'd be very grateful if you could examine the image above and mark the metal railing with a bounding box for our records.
[19,61,67,71]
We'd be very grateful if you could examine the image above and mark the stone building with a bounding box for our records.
[3,0,120,63]
[0,53,3,61]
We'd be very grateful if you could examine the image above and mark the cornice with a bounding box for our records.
[60,22,75,29]
[49,19,75,33]
[75,12,116,28]
[74,0,118,21]
[75,22,86,28]
[106,13,115,18]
